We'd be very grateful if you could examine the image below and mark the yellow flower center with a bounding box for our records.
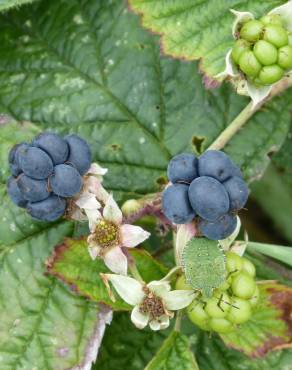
[139,288,166,319]
[93,220,119,250]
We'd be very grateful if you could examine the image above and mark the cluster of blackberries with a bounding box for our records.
[177,252,259,333]
[7,132,91,222]
[232,14,292,86]
[162,150,249,240]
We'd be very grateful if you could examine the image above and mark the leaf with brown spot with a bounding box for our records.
[221,283,292,357]
[47,237,167,311]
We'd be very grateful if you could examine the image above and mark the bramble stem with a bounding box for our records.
[208,75,292,151]
[174,310,183,332]
[208,101,254,150]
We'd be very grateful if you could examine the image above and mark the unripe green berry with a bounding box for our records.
[239,50,262,77]
[226,252,243,275]
[232,272,256,299]
[227,298,252,324]
[260,14,283,27]
[259,65,284,85]
[210,318,234,333]
[187,301,210,330]
[232,39,251,64]
[263,25,289,48]
[205,292,231,318]
[241,257,256,277]
[253,40,278,65]
[278,45,292,69]
[240,20,264,42]
[175,275,193,290]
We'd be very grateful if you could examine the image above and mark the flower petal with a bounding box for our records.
[87,163,108,176]
[103,194,123,224]
[163,290,195,310]
[75,192,101,210]
[103,246,128,275]
[88,245,101,260]
[149,315,170,331]
[70,208,88,222]
[147,281,171,297]
[87,176,110,203]
[131,305,149,329]
[104,274,144,306]
[85,209,102,232]
[175,223,196,266]
[120,224,150,248]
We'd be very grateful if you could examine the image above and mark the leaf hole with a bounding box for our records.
[191,136,205,154]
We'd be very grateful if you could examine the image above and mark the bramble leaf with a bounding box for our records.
[145,331,199,370]
[0,0,291,200]
[221,282,292,357]
[47,237,168,310]
[0,222,110,369]
[0,0,38,12]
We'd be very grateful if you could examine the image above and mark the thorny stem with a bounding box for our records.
[208,74,292,151]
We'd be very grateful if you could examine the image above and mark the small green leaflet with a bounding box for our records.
[182,237,226,298]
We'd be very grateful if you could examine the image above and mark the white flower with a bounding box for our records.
[87,195,150,275]
[102,274,195,331]
[70,163,109,228]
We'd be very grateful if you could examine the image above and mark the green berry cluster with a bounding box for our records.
[176,252,259,334]
[232,14,292,86]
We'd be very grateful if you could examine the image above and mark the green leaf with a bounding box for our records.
[0,221,107,369]
[0,0,291,201]
[251,164,292,244]
[128,0,286,80]
[145,330,199,370]
[247,241,292,267]
[47,237,167,310]
[182,238,226,297]
[220,282,292,357]
[0,0,38,12]
[95,312,170,370]
[195,331,292,370]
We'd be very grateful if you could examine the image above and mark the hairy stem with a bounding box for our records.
[208,75,292,151]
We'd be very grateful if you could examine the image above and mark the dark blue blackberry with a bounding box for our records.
[167,153,198,183]
[65,134,92,175]
[188,176,229,221]
[162,184,195,224]
[33,132,69,165]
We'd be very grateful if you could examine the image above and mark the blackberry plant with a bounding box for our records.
[0,1,292,369]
